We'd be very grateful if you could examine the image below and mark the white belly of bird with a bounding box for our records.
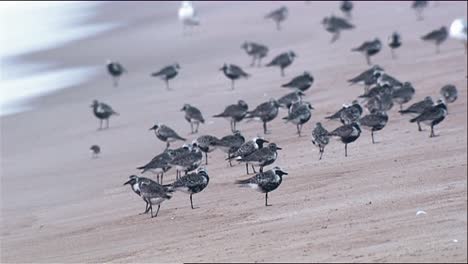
[248,183,259,190]
[178,7,194,21]
[146,168,164,174]
[149,197,166,205]
[350,127,360,137]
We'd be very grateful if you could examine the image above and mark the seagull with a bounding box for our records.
[178,1,200,34]
[106,60,127,87]
[181,104,205,134]
[281,72,314,91]
[283,101,314,136]
[388,32,402,59]
[340,1,353,19]
[348,65,384,93]
[90,145,100,158]
[241,42,269,67]
[149,123,186,149]
[322,15,354,43]
[236,143,281,173]
[399,96,434,131]
[195,135,222,165]
[235,167,288,206]
[449,18,467,53]
[266,51,296,77]
[412,0,428,21]
[169,142,203,179]
[410,99,447,137]
[164,167,209,209]
[151,63,180,90]
[227,137,269,174]
[90,100,119,130]
[213,100,249,132]
[278,90,305,112]
[245,99,280,134]
[421,26,448,53]
[312,122,329,160]
[352,38,382,65]
[359,111,388,143]
[440,84,458,104]
[265,6,288,30]
[328,123,361,157]
[220,64,250,90]
[137,150,174,184]
[217,130,245,166]
[392,82,415,110]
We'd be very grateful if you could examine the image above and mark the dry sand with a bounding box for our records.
[1,1,467,263]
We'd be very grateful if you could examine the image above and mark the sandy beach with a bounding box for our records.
[1,1,467,262]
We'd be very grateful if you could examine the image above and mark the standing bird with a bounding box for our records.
[235,167,288,206]
[137,150,174,184]
[410,100,447,137]
[151,63,180,90]
[340,1,353,19]
[236,143,282,173]
[283,101,314,136]
[352,38,382,66]
[322,16,355,43]
[339,101,363,125]
[328,123,361,157]
[241,42,269,67]
[106,60,126,87]
[90,100,119,130]
[217,130,246,166]
[227,137,269,174]
[449,18,467,53]
[213,100,249,132]
[440,84,458,104]
[312,122,329,160]
[195,135,222,165]
[178,1,200,34]
[348,65,384,93]
[399,96,434,131]
[181,104,205,134]
[392,82,415,110]
[165,167,209,209]
[265,6,288,31]
[266,51,297,77]
[150,123,186,149]
[278,90,305,112]
[220,63,250,90]
[124,175,152,215]
[359,111,388,144]
[245,99,280,134]
[90,145,100,158]
[281,72,314,92]
[169,142,203,179]
[412,0,428,21]
[421,26,448,54]
[388,32,402,59]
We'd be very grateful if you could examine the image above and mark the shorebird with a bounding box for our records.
[195,135,222,165]
[278,90,305,112]
[283,101,314,136]
[328,123,361,157]
[312,122,329,160]
[449,18,467,53]
[245,99,280,134]
[241,42,269,67]
[149,123,186,149]
[217,130,245,166]
[392,82,415,110]
[412,0,428,21]
[169,142,203,179]
[213,100,249,132]
[235,166,288,206]
[348,65,384,93]
[227,137,269,174]
[165,167,209,209]
[352,38,382,65]
[440,84,458,104]
[265,6,288,30]
[388,32,402,59]
[137,150,174,184]
[340,101,363,125]
[266,51,296,77]
[90,100,119,130]
[282,72,314,91]
[181,104,205,134]
[359,111,388,143]
[236,143,281,173]
[124,175,152,215]
[340,1,353,19]
[220,64,250,90]
[421,26,448,54]
[377,73,403,89]
[322,15,354,43]
[90,145,100,158]
[399,96,434,131]
[178,1,200,34]
[410,99,447,137]
[106,60,126,87]
[151,63,180,90]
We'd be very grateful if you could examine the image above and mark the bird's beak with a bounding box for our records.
[276,147,282,150]
[281,171,288,176]
[123,180,132,186]
[149,127,155,130]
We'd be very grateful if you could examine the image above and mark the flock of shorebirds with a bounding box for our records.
[88,1,466,218]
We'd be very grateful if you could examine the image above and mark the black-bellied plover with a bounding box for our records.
[410,99,447,137]
[328,122,361,157]
[282,72,314,91]
[241,42,269,67]
[150,123,186,149]
[412,0,428,20]
[151,63,180,90]
[348,65,384,93]
[90,100,119,130]
[278,90,304,112]
[227,137,269,174]
[421,26,448,53]
[236,143,281,173]
[235,166,288,206]
[326,100,361,123]
[322,15,354,43]
[137,150,174,184]
[352,38,382,65]
[388,32,402,59]
[340,1,353,18]
[181,104,205,134]
[399,96,434,131]
[106,60,126,87]
[124,175,152,214]
[283,101,314,136]
[392,82,415,110]
[138,177,174,218]
[245,99,280,134]
[217,130,245,166]
[449,18,467,53]
[165,167,209,209]
[220,64,250,90]
[169,142,203,179]
[213,100,249,132]
[359,111,388,143]
[339,101,363,125]
[312,122,329,160]
[195,135,222,165]
[266,51,296,77]
[178,1,200,34]
[440,84,458,104]
[265,6,288,30]
[90,145,100,158]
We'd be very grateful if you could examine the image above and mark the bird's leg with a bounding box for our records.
[276,21,280,31]
[157,174,160,184]
[190,194,195,209]
[391,48,396,59]
[165,79,170,90]
[231,79,235,90]
[190,122,194,134]
[106,119,109,129]
[166,141,170,150]
[430,125,434,138]
[205,152,208,165]
[345,144,348,157]
[436,44,440,54]
[140,200,150,214]
[196,122,199,133]
[260,166,264,173]
[331,32,340,43]
[252,165,257,173]
[417,122,422,132]
[153,204,160,218]
[365,54,371,66]
[250,56,255,67]
[161,173,164,184]
[149,204,153,218]
[281,68,285,77]
[319,147,324,160]
[113,77,119,87]
[185,170,188,175]
[263,121,268,134]
[258,57,262,67]
[265,192,271,206]
[246,163,249,174]
[99,119,103,130]
[371,131,375,144]
[400,103,403,111]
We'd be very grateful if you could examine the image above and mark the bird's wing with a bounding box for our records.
[230,65,249,77]
[330,125,354,137]
[413,107,444,122]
